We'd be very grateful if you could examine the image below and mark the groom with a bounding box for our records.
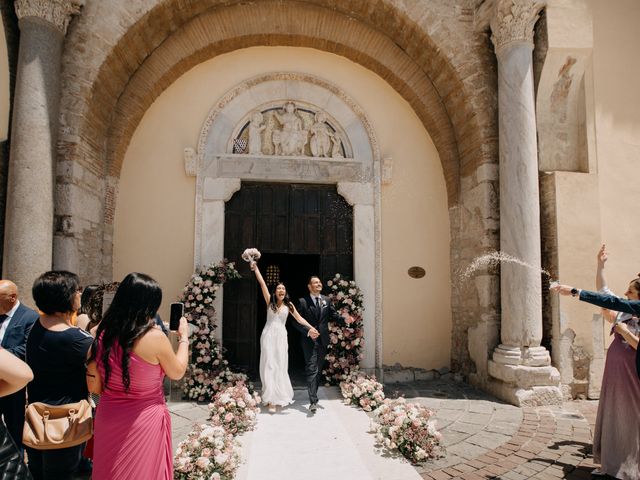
[296,275,345,412]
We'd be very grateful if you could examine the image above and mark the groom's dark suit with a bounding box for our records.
[295,294,345,405]
[0,302,38,447]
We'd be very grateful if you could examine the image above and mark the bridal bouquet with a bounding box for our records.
[372,397,443,464]
[340,372,385,412]
[208,382,261,436]
[241,248,261,264]
[173,424,241,480]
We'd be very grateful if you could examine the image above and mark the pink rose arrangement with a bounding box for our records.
[173,423,241,480]
[324,274,365,384]
[179,259,243,401]
[208,382,261,436]
[339,372,385,412]
[371,397,443,464]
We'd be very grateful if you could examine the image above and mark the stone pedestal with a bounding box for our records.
[3,0,81,301]
[489,0,562,406]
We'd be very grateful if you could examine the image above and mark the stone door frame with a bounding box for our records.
[193,72,382,373]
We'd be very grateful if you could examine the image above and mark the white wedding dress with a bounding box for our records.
[259,305,294,406]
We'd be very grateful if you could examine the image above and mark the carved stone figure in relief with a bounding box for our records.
[330,134,343,158]
[309,112,333,157]
[272,102,308,156]
[248,111,266,154]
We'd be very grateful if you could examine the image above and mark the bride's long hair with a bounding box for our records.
[269,282,293,313]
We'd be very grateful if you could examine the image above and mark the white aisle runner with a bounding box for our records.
[235,387,422,480]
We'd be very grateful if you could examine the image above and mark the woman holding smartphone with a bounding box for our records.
[87,272,189,480]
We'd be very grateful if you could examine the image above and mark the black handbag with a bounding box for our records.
[0,419,32,480]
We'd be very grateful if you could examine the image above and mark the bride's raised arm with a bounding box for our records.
[251,262,270,305]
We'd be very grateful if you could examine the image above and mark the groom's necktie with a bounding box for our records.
[315,297,321,309]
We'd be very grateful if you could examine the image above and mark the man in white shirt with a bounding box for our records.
[0,280,39,448]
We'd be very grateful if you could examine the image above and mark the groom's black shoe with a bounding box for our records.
[309,403,318,413]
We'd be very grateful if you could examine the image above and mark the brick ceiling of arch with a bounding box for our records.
[60,0,498,207]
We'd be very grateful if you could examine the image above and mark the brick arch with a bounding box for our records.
[61,0,495,208]
[57,0,499,374]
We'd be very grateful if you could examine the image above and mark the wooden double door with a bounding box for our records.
[222,182,353,378]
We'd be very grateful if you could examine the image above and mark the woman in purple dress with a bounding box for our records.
[553,245,639,479]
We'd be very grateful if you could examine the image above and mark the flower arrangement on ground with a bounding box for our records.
[324,274,365,384]
[371,397,443,464]
[173,424,241,480]
[339,372,385,412]
[180,259,242,401]
[208,382,261,436]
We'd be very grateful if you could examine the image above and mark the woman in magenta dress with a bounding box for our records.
[87,272,189,480]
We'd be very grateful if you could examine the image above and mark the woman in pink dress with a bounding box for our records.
[86,272,189,480]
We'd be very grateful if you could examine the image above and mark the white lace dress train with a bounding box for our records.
[259,305,294,406]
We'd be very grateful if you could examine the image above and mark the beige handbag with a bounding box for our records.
[23,399,93,450]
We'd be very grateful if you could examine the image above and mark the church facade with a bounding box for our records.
[1,0,638,406]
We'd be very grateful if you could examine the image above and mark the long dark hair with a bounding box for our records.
[93,273,162,391]
[79,284,100,330]
[269,282,293,313]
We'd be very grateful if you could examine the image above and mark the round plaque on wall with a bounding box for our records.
[408,266,426,279]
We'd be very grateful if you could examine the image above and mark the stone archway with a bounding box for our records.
[55,0,500,376]
[194,73,381,372]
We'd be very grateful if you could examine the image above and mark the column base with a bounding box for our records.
[492,344,551,366]
[487,360,562,406]
[484,378,563,407]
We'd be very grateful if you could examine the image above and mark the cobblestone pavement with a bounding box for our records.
[386,380,600,480]
[168,379,601,480]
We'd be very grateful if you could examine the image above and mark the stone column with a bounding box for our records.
[487,0,562,406]
[3,0,81,301]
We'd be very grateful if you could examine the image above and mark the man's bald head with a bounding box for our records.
[0,280,18,314]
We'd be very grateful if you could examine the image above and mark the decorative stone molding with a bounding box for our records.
[197,72,379,167]
[14,0,83,35]
[336,182,373,206]
[183,147,196,177]
[202,178,241,202]
[490,0,545,54]
[381,156,393,185]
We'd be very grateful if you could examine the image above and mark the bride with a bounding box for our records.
[251,262,319,413]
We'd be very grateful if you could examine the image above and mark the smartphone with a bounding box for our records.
[169,302,184,331]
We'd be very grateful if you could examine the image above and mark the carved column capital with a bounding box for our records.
[14,0,83,35]
[490,0,545,55]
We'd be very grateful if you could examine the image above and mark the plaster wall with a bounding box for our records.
[113,46,451,370]
[588,0,640,291]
